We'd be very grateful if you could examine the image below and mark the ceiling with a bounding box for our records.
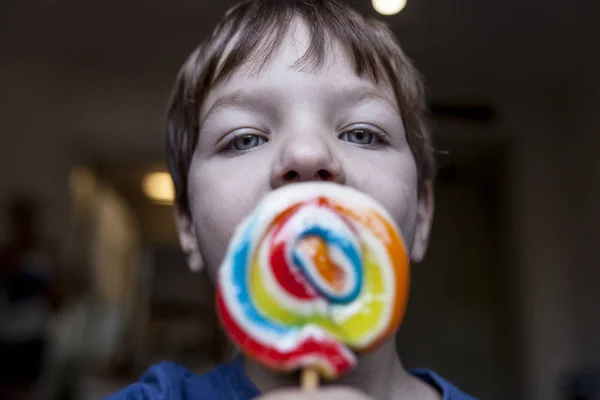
[3,0,598,89]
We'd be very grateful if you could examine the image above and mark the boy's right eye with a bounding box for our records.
[226,133,268,152]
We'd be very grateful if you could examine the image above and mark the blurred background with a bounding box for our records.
[1,0,599,399]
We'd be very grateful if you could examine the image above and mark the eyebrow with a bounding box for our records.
[200,89,274,126]
[200,85,397,126]
[322,85,397,111]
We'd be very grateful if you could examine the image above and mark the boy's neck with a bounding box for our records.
[243,337,442,400]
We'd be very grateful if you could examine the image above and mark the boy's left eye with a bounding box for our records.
[339,128,383,146]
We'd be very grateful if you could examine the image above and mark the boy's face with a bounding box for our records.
[176,20,433,280]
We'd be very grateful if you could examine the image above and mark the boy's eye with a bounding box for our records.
[229,133,268,151]
[339,128,382,145]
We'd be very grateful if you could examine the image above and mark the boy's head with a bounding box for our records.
[167,0,436,280]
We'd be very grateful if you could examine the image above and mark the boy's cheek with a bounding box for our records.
[351,177,418,239]
[190,187,268,279]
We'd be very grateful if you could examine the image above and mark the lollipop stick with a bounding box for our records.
[301,367,319,391]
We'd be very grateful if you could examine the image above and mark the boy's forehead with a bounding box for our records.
[206,18,397,109]
[251,22,345,76]
[216,18,340,77]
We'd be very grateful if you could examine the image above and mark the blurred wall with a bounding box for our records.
[562,77,600,385]
[509,73,600,400]
[0,61,167,240]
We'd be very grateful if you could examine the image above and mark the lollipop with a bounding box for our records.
[216,182,410,385]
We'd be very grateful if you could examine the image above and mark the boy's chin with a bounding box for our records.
[203,268,218,286]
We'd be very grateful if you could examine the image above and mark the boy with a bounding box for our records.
[110,0,476,398]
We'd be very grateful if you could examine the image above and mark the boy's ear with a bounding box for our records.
[410,181,434,263]
[174,205,204,272]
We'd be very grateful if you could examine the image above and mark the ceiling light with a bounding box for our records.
[372,0,407,15]
[142,172,174,205]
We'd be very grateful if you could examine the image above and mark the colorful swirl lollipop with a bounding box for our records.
[216,182,410,380]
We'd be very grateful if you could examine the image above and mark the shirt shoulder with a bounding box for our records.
[105,362,192,400]
[105,359,259,400]
[410,368,479,400]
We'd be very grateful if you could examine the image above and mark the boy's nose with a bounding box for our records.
[270,135,344,188]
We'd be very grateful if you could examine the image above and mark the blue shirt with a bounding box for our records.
[107,357,477,400]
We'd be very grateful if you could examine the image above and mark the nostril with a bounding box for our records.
[283,170,298,181]
[317,169,333,181]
